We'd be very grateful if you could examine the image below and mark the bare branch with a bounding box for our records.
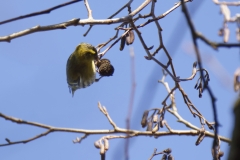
[0,0,152,42]
[108,0,133,19]
[98,102,118,130]
[0,18,80,42]
[83,0,133,37]
[139,0,192,28]
[0,103,231,147]
[0,0,82,25]
[197,32,240,49]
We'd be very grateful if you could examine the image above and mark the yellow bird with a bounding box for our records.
[66,43,98,96]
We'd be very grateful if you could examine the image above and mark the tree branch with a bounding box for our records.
[0,0,82,25]
[0,103,230,147]
[0,18,80,42]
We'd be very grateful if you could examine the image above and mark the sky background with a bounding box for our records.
[0,0,239,159]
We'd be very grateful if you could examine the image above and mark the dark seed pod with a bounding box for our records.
[126,30,135,45]
[99,62,114,76]
[193,61,198,68]
[141,110,149,128]
[195,132,205,145]
[161,154,167,160]
[207,123,214,130]
[163,148,172,154]
[120,35,126,51]
[96,59,110,68]
[168,154,174,160]
[218,28,224,36]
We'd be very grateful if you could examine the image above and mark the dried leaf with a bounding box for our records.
[126,30,135,45]
[141,110,149,128]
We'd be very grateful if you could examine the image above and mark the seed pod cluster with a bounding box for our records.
[163,148,172,154]
[97,59,114,77]
[119,30,135,51]
[141,109,165,133]
[160,148,174,160]
[193,62,210,98]
[161,154,167,160]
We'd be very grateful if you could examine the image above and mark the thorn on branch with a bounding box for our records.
[144,56,152,60]
[5,138,11,143]
[147,45,154,50]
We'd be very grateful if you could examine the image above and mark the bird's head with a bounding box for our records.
[76,43,98,60]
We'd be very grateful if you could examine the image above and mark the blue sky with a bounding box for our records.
[0,0,239,159]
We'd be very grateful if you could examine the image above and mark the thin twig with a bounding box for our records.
[108,0,133,19]
[138,0,192,28]
[0,18,80,42]
[99,30,130,58]
[83,25,93,37]
[83,0,133,37]
[197,32,240,49]
[0,0,82,25]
